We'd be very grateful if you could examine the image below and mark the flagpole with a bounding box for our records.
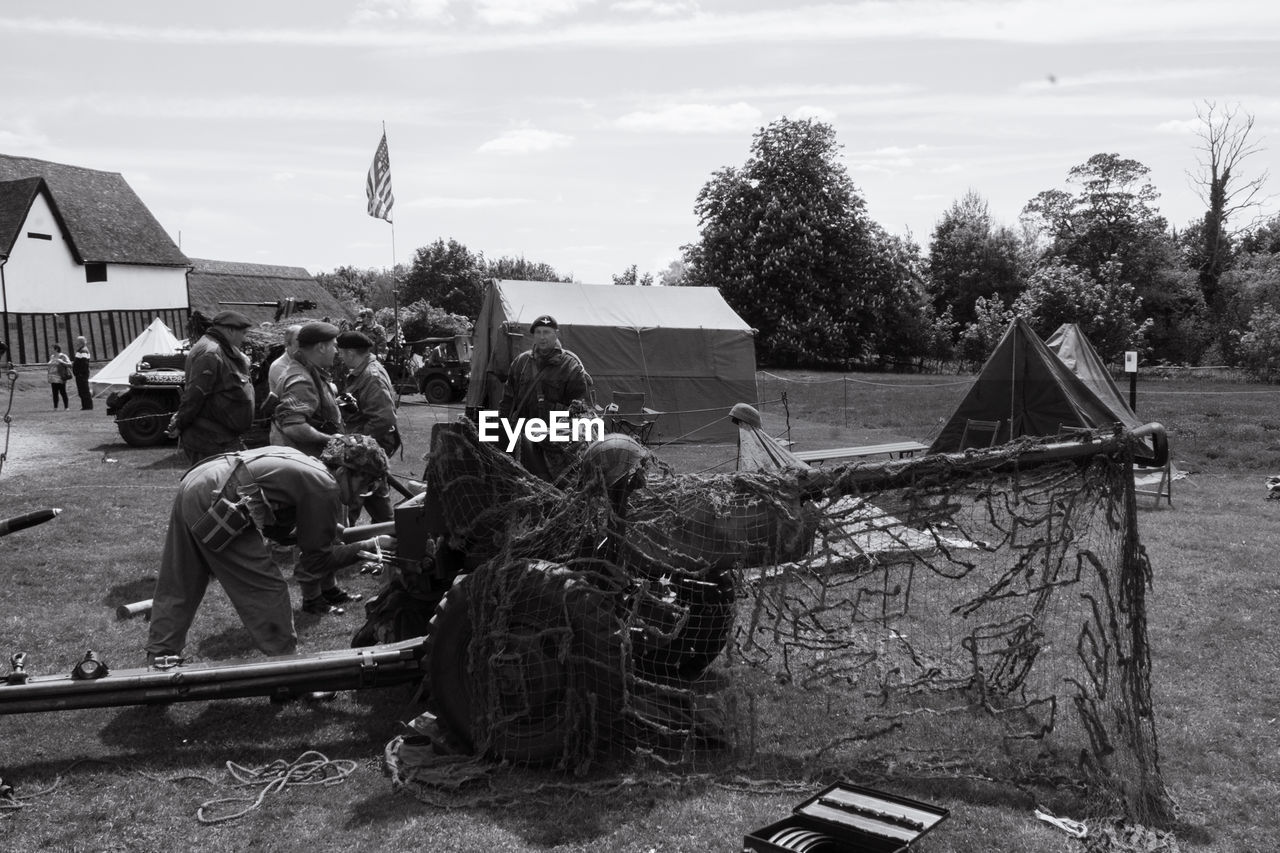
[385,121,400,348]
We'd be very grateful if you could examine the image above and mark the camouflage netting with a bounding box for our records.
[388,420,1173,824]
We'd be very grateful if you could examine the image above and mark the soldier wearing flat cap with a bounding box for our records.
[167,310,256,465]
[499,313,592,481]
[334,329,399,522]
[270,321,344,457]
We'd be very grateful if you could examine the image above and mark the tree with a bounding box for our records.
[656,258,690,287]
[485,256,570,283]
[683,117,924,366]
[314,264,403,311]
[1189,101,1269,317]
[401,238,487,319]
[1235,304,1280,381]
[1012,260,1151,361]
[612,264,654,286]
[926,190,1027,327]
[1021,153,1178,358]
[956,295,1013,367]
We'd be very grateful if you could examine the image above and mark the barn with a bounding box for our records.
[185,258,352,327]
[0,155,190,364]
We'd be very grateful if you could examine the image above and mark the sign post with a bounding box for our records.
[1124,351,1138,412]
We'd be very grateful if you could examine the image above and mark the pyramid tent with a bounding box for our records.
[1044,323,1143,428]
[465,280,758,443]
[929,319,1141,453]
[90,317,184,391]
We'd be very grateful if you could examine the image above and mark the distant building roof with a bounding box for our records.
[0,177,50,259]
[186,257,353,325]
[0,154,189,266]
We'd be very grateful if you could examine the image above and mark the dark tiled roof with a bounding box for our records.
[0,154,188,266]
[187,257,354,326]
[0,177,46,259]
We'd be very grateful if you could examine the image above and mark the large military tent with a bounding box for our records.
[465,280,757,443]
[929,318,1142,453]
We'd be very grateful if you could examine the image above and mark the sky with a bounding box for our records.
[3,0,1280,284]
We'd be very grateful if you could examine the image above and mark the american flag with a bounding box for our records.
[366,131,394,222]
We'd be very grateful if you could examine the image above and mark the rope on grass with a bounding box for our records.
[197,750,357,825]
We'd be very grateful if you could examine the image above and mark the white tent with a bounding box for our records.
[90,317,183,391]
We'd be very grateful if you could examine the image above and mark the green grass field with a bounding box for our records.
[0,368,1276,852]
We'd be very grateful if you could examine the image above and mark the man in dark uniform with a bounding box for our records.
[335,329,399,523]
[146,435,396,664]
[271,321,344,457]
[167,310,256,466]
[499,314,591,482]
[72,336,93,410]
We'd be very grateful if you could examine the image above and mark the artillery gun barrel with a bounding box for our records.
[0,508,61,538]
[799,423,1168,501]
[0,637,427,715]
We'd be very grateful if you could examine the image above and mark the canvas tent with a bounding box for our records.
[465,280,757,443]
[1044,323,1142,426]
[929,318,1143,453]
[90,317,183,391]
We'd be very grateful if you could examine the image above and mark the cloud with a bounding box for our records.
[1155,118,1201,134]
[790,105,837,123]
[10,2,1275,52]
[0,119,48,149]
[474,0,598,26]
[616,102,761,133]
[1015,66,1230,93]
[350,0,452,24]
[610,0,695,15]
[477,127,574,153]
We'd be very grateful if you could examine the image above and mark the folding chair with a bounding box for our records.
[608,391,659,445]
[959,418,1002,449]
[1133,460,1173,507]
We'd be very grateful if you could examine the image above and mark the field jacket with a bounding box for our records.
[172,329,255,447]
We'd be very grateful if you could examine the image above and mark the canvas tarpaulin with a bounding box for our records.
[465,280,757,443]
[930,318,1141,453]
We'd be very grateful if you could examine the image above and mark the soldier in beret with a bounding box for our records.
[167,310,256,465]
[270,321,344,456]
[499,314,592,481]
[335,329,399,523]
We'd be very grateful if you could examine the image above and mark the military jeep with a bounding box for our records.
[104,347,281,448]
[104,353,187,446]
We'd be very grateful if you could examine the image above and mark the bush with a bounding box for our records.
[1236,304,1280,382]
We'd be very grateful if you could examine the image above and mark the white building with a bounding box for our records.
[0,155,190,364]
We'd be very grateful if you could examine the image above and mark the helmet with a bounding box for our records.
[579,434,647,489]
[320,434,389,479]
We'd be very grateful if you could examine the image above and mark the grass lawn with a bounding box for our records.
[0,368,1277,851]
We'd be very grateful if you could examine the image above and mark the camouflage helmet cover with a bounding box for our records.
[320,433,389,478]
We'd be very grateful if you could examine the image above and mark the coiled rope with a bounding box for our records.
[197,750,357,825]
